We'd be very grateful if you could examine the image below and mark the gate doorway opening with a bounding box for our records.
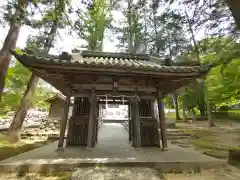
[99,103,129,122]
[97,103,130,147]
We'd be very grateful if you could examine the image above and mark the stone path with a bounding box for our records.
[96,123,130,150]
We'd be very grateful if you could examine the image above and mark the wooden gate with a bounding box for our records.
[66,97,90,146]
[139,99,159,147]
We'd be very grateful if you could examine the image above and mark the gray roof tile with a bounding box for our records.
[12,50,206,74]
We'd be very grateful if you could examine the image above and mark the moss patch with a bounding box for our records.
[0,133,49,161]
[0,172,72,180]
[171,125,240,161]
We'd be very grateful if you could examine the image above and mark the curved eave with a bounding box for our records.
[12,52,208,78]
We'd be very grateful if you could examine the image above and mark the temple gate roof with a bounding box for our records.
[11,50,210,97]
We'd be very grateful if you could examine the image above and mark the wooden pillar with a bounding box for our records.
[128,104,131,142]
[58,94,71,149]
[134,98,141,148]
[87,90,97,148]
[157,94,167,149]
[153,99,161,148]
[130,101,136,147]
[94,102,99,143]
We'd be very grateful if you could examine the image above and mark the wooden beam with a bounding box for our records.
[33,67,199,98]
[48,70,196,83]
[157,92,167,149]
[58,94,70,150]
[98,101,129,105]
[87,89,97,148]
[73,91,157,99]
[33,69,70,96]
[74,84,157,92]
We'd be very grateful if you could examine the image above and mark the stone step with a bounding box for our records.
[21,136,47,141]
[166,133,192,137]
[203,150,228,159]
[167,129,185,133]
[167,136,191,140]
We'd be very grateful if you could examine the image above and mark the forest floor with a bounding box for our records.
[170,119,240,160]
[0,119,240,179]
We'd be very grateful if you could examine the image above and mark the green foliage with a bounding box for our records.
[15,48,24,55]
[205,58,240,106]
[112,0,148,53]
[32,82,53,108]
[75,0,112,51]
[164,96,174,109]
[201,37,240,106]
[0,62,30,111]
[0,62,52,112]
[182,36,240,112]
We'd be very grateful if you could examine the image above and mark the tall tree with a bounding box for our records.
[0,0,38,100]
[75,0,113,51]
[113,0,146,53]
[226,0,240,28]
[8,0,70,143]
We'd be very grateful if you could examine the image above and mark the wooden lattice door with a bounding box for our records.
[66,97,90,146]
[139,99,159,146]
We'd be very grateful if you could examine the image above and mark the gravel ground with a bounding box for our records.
[1,166,240,180]
[0,167,164,180]
[71,167,164,180]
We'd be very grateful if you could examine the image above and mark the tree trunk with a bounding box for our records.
[198,101,206,116]
[207,102,214,127]
[172,92,181,120]
[198,80,206,116]
[8,74,39,143]
[202,79,215,127]
[185,9,200,62]
[8,19,59,143]
[127,0,133,53]
[191,108,196,122]
[182,96,187,122]
[185,9,208,117]
[226,0,240,29]
[143,5,148,53]
[0,0,28,100]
